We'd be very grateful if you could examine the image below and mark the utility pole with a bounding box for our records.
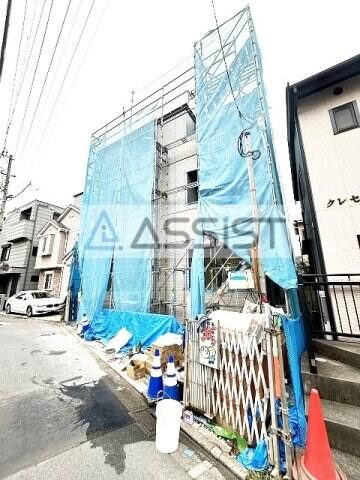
[0,152,14,232]
[0,0,12,83]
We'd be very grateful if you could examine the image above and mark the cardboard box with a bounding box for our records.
[127,361,146,380]
[148,344,183,364]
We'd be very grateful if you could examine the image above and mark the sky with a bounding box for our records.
[0,0,359,219]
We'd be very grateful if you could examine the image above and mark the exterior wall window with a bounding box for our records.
[1,245,11,261]
[44,272,53,290]
[329,101,360,134]
[32,246,38,256]
[186,115,195,135]
[42,237,48,254]
[20,207,32,220]
[30,275,39,283]
[41,234,54,255]
[187,170,198,204]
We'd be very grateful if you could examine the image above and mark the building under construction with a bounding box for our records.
[75,7,306,475]
[77,6,297,324]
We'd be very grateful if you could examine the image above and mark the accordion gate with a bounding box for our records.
[185,318,271,446]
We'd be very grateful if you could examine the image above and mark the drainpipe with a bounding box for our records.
[58,229,69,299]
[22,204,39,290]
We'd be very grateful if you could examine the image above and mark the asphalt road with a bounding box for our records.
[0,315,235,480]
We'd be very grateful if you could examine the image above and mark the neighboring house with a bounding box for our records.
[293,219,310,273]
[35,195,82,299]
[287,54,360,336]
[72,191,83,210]
[0,200,65,306]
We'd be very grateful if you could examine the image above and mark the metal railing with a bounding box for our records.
[298,274,360,342]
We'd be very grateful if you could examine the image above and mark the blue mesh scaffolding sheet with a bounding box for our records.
[78,115,156,321]
[191,7,306,446]
[112,120,155,312]
[77,137,121,321]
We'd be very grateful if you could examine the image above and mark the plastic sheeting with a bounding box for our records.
[68,241,81,322]
[282,316,307,446]
[190,233,205,319]
[112,121,155,312]
[84,309,184,351]
[77,118,156,321]
[237,440,269,471]
[191,8,297,317]
[77,139,121,321]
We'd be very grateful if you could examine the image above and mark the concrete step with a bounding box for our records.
[306,396,360,457]
[314,339,360,369]
[302,354,360,406]
[333,449,360,480]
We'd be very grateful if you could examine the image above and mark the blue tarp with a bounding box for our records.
[83,309,184,351]
[191,9,297,318]
[237,440,269,471]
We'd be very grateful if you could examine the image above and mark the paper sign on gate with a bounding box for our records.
[199,318,220,369]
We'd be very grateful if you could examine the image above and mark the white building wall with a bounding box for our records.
[35,206,80,299]
[61,208,80,257]
[60,264,71,300]
[298,75,360,274]
[35,226,66,269]
[73,194,83,210]
[155,110,198,319]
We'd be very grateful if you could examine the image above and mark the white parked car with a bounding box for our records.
[5,291,65,317]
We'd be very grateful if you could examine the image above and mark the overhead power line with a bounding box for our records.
[28,0,96,166]
[210,0,253,126]
[7,181,32,201]
[14,0,55,156]
[14,0,85,175]
[3,0,27,151]
[6,0,45,141]
[17,0,73,165]
[35,0,110,155]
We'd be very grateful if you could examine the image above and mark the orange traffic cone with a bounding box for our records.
[294,389,346,480]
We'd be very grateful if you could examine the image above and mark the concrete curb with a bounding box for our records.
[62,323,248,479]
[180,421,248,479]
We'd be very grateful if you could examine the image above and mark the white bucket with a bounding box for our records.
[105,347,116,361]
[155,399,183,453]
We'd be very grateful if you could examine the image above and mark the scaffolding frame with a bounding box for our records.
[89,5,278,322]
